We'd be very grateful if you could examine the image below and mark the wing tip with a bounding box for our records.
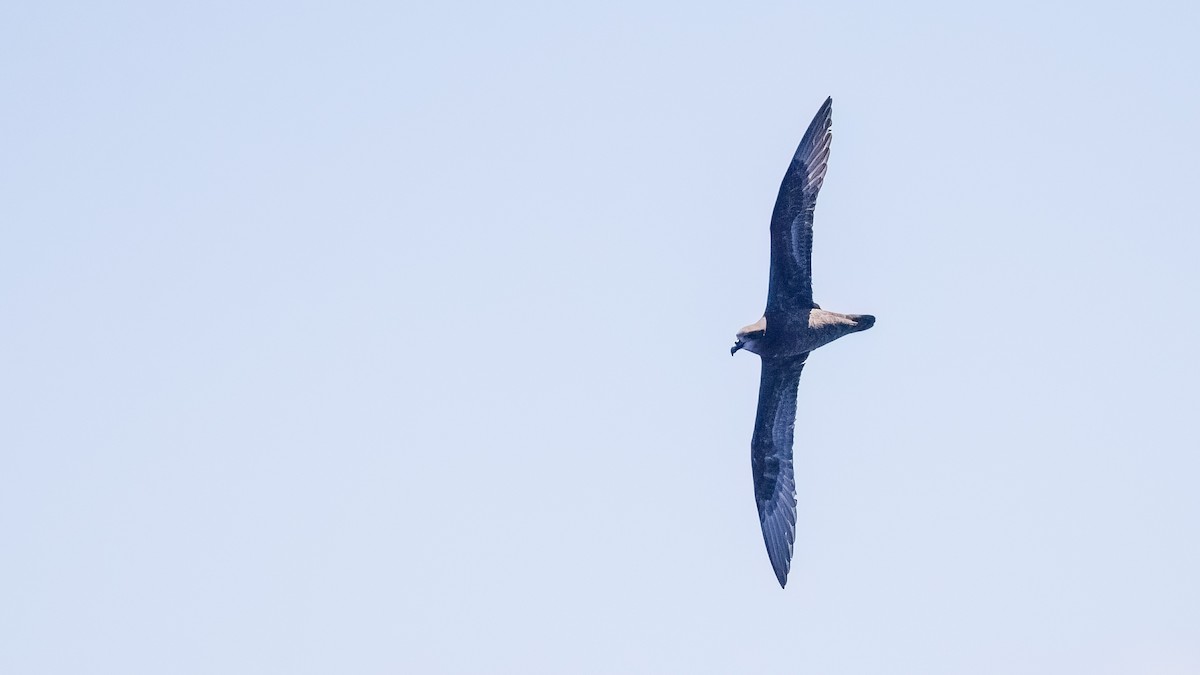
[761,511,796,589]
[815,96,832,122]
[792,97,834,168]
[768,545,792,588]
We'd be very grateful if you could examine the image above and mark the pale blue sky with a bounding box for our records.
[3,2,1199,673]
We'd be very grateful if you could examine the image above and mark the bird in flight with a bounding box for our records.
[730,97,875,588]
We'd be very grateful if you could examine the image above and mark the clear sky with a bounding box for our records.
[3,1,1199,673]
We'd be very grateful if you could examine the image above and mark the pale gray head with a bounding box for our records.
[730,316,767,356]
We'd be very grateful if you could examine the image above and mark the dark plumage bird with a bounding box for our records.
[731,97,875,588]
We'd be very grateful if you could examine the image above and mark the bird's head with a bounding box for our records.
[731,317,768,356]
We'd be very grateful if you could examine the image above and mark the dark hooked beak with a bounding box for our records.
[730,341,744,356]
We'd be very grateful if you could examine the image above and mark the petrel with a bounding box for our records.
[730,97,875,588]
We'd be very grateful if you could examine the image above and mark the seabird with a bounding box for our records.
[731,97,875,588]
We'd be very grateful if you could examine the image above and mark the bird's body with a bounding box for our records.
[734,309,873,358]
[731,97,874,588]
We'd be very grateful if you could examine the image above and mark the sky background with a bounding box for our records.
[2,1,1199,673]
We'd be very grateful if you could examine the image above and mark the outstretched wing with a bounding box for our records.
[751,353,809,588]
[766,97,832,324]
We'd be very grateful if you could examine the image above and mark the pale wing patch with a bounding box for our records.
[807,309,855,330]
